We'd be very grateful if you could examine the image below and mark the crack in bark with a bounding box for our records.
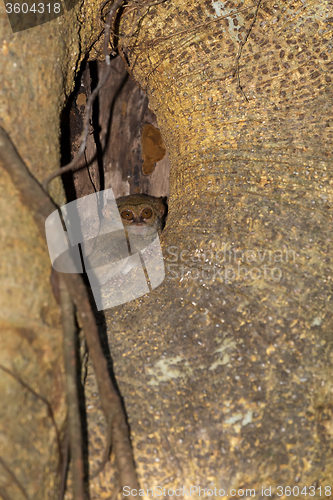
[42,0,124,191]
[233,0,262,102]
[0,364,62,463]
[0,457,30,500]
[0,126,139,499]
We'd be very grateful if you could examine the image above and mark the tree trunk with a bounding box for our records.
[0,1,102,497]
[1,0,333,497]
[87,0,333,496]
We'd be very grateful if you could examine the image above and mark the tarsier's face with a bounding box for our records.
[116,194,166,235]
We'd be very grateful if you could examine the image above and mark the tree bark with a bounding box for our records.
[87,0,333,496]
[0,0,104,497]
[1,0,333,498]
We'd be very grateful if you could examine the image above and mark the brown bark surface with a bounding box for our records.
[0,0,103,497]
[86,0,333,497]
[1,0,333,498]
[70,58,170,201]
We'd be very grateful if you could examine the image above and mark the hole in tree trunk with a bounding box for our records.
[59,56,170,203]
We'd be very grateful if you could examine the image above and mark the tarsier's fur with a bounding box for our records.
[111,194,167,235]
[85,194,167,286]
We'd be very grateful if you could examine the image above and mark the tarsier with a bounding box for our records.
[114,193,166,236]
[84,194,167,287]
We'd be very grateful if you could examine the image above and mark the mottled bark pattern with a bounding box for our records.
[0,0,106,496]
[88,0,333,497]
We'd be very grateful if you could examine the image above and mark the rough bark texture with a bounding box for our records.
[68,57,170,201]
[1,0,333,498]
[86,0,333,497]
[0,0,103,496]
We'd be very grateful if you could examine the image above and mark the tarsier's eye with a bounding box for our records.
[140,208,153,219]
[121,210,134,220]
